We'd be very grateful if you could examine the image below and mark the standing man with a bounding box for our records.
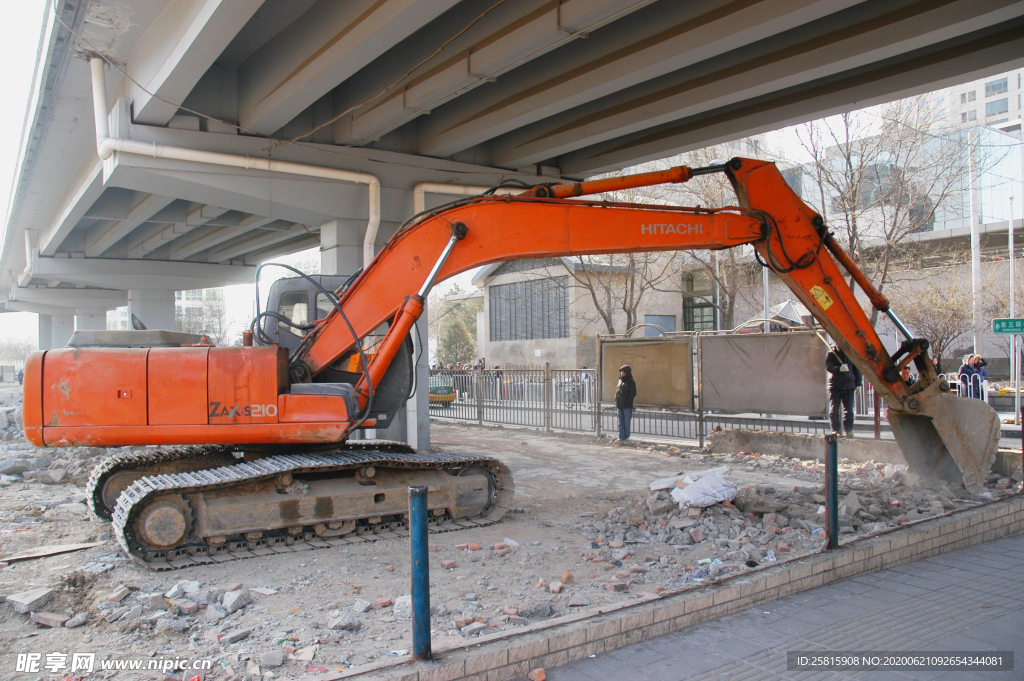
[826,344,861,437]
[17,369,24,386]
[615,365,636,441]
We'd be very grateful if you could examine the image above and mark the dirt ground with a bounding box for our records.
[0,383,1017,680]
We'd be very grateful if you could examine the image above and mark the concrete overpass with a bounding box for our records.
[3,0,1024,449]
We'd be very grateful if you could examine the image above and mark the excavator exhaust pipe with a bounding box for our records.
[887,385,1000,493]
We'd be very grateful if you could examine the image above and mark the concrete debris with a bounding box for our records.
[65,612,88,628]
[165,580,200,599]
[352,598,373,613]
[222,588,251,614]
[260,650,284,668]
[460,621,488,636]
[328,611,361,630]
[205,604,228,622]
[394,594,413,619]
[6,587,52,613]
[221,628,250,644]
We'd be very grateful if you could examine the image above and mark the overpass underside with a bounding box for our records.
[3,0,1024,449]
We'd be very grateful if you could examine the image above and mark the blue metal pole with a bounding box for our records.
[824,433,839,550]
[409,485,432,660]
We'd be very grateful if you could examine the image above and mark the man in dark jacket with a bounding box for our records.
[826,344,861,437]
[615,365,637,441]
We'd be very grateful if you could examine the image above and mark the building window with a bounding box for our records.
[960,91,976,104]
[962,110,977,122]
[644,314,676,337]
[683,297,715,332]
[986,98,1009,117]
[489,277,568,341]
[985,78,1008,97]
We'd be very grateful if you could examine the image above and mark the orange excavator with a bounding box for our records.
[22,158,998,569]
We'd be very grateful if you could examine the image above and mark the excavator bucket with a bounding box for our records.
[888,390,1000,493]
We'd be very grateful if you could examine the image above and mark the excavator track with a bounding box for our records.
[104,444,514,570]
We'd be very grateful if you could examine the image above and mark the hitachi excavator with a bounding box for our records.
[21,158,999,569]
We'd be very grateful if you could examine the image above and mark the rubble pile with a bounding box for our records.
[576,449,1020,589]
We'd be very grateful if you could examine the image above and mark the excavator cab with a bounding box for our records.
[263,275,347,351]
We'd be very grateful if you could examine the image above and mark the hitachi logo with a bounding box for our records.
[641,223,703,235]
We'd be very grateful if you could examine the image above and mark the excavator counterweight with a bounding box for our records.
[22,158,998,569]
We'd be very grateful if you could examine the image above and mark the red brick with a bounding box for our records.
[30,612,67,628]
[502,608,519,616]
[455,544,469,550]
[689,528,705,543]
[606,581,628,592]
[688,507,702,518]
[561,571,574,584]
[428,544,443,552]
[374,598,393,608]
[528,669,547,681]
[467,543,481,551]
[608,540,624,548]
[440,560,457,569]
[653,586,666,594]
[494,543,508,550]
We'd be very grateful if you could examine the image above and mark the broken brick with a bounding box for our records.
[608,540,624,548]
[502,608,519,616]
[385,565,395,572]
[440,560,457,569]
[777,543,791,553]
[507,615,527,625]
[528,669,547,681]
[689,528,705,543]
[561,571,573,584]
[374,597,393,608]
[428,544,442,552]
[455,618,472,628]
[455,544,469,550]
[493,543,508,550]
[107,586,130,603]
[653,586,666,594]
[467,543,481,551]
[30,612,68,628]
[688,506,702,518]
[605,581,628,592]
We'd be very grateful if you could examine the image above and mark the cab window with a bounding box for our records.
[316,292,337,320]
[279,291,309,328]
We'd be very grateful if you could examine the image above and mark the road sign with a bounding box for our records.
[993,318,1024,333]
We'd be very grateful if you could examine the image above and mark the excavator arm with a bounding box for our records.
[23,158,998,492]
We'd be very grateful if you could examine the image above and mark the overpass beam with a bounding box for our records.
[129,289,177,332]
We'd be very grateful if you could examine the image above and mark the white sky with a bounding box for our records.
[0,0,47,345]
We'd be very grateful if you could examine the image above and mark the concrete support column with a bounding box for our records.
[37,314,53,351]
[320,220,364,275]
[75,310,108,331]
[52,314,74,348]
[129,289,177,330]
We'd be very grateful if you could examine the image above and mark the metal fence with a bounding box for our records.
[429,365,842,443]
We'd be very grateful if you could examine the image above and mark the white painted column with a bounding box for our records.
[52,314,74,348]
[969,131,981,352]
[37,314,52,351]
[75,310,108,331]
[129,289,177,330]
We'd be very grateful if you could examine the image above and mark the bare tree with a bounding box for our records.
[428,283,480,362]
[561,253,680,334]
[887,273,973,368]
[796,95,985,325]
[0,337,35,370]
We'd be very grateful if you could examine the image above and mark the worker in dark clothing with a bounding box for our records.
[826,344,862,437]
[614,365,636,441]
[17,369,24,386]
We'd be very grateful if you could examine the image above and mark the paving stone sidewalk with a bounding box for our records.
[550,533,1024,681]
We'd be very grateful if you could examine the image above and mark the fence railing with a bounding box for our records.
[429,366,851,442]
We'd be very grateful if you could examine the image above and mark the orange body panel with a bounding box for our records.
[148,347,209,425]
[278,394,352,423]
[23,352,43,446]
[39,423,352,447]
[42,348,148,428]
[207,346,286,425]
